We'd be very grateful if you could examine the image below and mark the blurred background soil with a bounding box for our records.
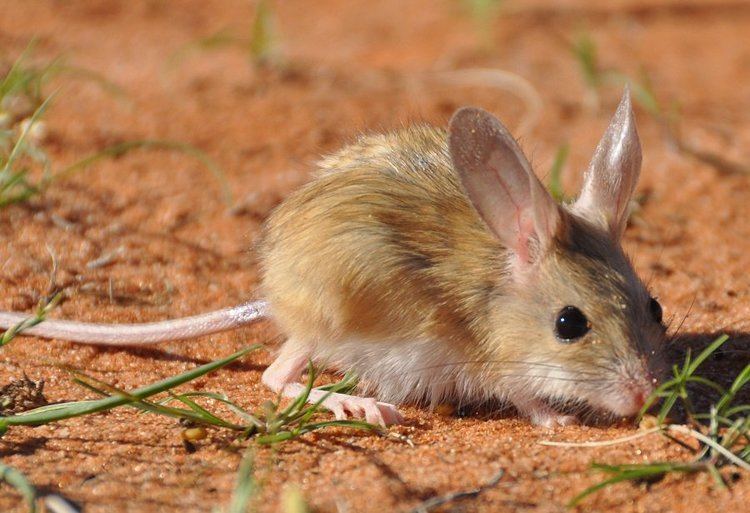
[0,0,749,511]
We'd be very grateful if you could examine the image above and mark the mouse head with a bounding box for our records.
[448,89,667,418]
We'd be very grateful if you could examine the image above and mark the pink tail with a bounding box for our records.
[0,300,268,345]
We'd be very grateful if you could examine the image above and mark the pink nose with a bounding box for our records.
[627,379,654,412]
[633,389,648,409]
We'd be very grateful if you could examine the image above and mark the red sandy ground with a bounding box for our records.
[1,1,750,511]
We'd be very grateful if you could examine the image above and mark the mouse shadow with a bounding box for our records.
[85,344,268,374]
[660,329,750,411]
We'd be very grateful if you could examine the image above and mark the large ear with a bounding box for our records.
[449,107,560,266]
[572,87,642,239]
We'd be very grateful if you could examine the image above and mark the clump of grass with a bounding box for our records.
[0,341,381,511]
[1,350,380,443]
[0,300,382,512]
[168,0,282,71]
[541,334,750,506]
[0,346,260,432]
[72,361,378,445]
[0,44,234,209]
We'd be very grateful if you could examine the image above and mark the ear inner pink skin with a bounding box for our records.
[573,86,642,239]
[448,107,560,269]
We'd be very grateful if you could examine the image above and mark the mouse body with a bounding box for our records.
[258,89,666,426]
[0,89,666,427]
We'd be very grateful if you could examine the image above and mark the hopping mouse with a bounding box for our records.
[0,88,666,427]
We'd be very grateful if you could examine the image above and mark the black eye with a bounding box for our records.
[649,297,663,324]
[554,306,591,342]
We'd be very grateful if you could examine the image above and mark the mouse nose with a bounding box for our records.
[633,389,648,410]
[626,379,654,412]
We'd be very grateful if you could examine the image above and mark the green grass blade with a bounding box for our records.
[547,142,570,203]
[290,374,364,427]
[248,0,277,65]
[569,463,696,507]
[0,292,62,347]
[0,461,37,512]
[656,392,680,424]
[686,376,726,397]
[53,64,128,101]
[160,392,262,427]
[1,92,56,179]
[0,39,39,100]
[316,371,358,394]
[571,32,601,90]
[687,335,728,375]
[72,376,223,425]
[724,404,750,418]
[716,364,750,415]
[0,345,260,427]
[71,371,245,430]
[168,391,238,428]
[277,361,316,419]
[227,450,256,513]
[255,419,380,445]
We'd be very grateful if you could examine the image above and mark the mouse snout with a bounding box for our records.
[622,375,656,413]
[631,385,650,410]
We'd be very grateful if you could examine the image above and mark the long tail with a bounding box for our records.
[0,300,268,346]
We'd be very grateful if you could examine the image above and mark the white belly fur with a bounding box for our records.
[313,338,491,408]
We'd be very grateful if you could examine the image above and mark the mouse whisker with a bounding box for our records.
[667,293,696,345]
[406,359,602,377]
[479,372,609,384]
[410,358,563,371]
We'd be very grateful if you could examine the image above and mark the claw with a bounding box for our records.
[324,394,401,426]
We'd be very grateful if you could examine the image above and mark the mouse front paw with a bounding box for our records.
[512,397,579,428]
[532,412,579,428]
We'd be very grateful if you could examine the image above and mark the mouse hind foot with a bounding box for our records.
[261,342,403,426]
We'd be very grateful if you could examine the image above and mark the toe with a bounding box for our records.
[556,415,579,427]
[362,399,386,426]
[377,402,403,425]
[331,405,347,420]
[342,399,365,419]
[323,398,347,420]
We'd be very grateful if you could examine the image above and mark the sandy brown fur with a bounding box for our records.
[260,126,505,351]
[259,111,665,412]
